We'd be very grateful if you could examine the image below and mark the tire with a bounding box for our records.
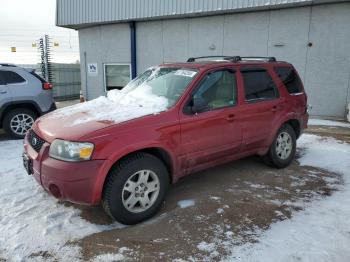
[102,153,170,225]
[3,108,37,139]
[264,124,296,168]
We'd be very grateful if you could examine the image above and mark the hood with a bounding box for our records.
[33,109,114,143]
[33,89,168,143]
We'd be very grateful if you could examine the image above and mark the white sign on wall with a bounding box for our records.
[87,63,98,76]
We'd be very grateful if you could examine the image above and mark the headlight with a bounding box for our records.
[49,139,94,162]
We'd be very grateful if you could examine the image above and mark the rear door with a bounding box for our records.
[179,68,242,171]
[239,67,284,151]
[1,70,31,99]
[0,70,12,108]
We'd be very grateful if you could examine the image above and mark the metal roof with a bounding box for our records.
[56,0,348,29]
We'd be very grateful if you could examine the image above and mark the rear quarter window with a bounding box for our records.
[30,71,46,83]
[0,70,26,84]
[274,66,303,94]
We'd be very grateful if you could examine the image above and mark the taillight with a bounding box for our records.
[43,82,53,90]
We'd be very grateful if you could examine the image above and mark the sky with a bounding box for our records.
[0,0,79,65]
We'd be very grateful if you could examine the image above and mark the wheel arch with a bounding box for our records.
[285,119,301,139]
[95,146,175,204]
[0,101,41,126]
[258,117,302,156]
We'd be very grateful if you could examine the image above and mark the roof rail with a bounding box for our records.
[0,63,17,67]
[186,56,277,63]
[239,56,277,62]
[187,56,241,62]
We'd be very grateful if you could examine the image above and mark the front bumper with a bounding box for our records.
[24,134,109,205]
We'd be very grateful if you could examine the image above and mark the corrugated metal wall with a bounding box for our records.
[57,0,345,28]
[20,63,81,100]
[51,63,81,101]
[78,2,350,118]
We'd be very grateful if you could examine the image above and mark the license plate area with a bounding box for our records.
[23,153,33,175]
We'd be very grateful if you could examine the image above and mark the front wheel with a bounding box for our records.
[264,124,296,168]
[102,153,169,225]
[3,108,37,139]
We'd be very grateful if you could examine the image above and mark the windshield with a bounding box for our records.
[120,67,198,108]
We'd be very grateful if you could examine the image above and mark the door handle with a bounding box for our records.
[0,91,7,94]
[271,106,278,112]
[226,114,236,122]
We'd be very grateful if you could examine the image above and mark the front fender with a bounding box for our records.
[91,141,177,204]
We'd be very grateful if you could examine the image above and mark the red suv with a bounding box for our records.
[23,56,308,224]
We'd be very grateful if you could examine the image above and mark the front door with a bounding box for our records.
[179,68,242,172]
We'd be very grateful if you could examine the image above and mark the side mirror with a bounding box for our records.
[191,96,208,114]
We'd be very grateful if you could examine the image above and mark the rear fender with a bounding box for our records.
[258,113,301,155]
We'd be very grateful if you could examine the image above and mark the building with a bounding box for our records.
[56,0,350,119]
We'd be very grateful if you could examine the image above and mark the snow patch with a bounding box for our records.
[177,199,195,208]
[225,134,350,262]
[217,208,224,214]
[308,118,350,128]
[209,196,221,201]
[47,85,168,126]
[0,139,125,261]
[93,253,125,262]
[197,241,216,253]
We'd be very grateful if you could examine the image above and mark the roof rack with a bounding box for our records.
[239,56,276,62]
[187,56,241,62]
[0,63,17,67]
[186,56,277,62]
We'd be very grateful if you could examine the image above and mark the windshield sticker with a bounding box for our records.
[175,70,197,78]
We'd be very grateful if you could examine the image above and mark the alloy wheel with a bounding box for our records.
[10,114,34,136]
[122,169,160,213]
[276,131,293,160]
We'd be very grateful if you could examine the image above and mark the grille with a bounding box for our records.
[28,130,45,153]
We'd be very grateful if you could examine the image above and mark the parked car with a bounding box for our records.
[0,63,55,138]
[23,56,308,224]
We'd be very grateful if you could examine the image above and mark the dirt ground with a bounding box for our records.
[49,125,347,262]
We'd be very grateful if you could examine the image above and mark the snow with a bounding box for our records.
[92,247,131,262]
[47,84,168,126]
[210,196,221,201]
[0,139,125,261]
[217,208,224,214]
[308,118,350,128]
[226,134,350,262]
[92,253,125,262]
[177,199,195,208]
[197,241,216,253]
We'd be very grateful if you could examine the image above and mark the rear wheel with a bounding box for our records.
[102,153,169,225]
[3,108,37,139]
[264,124,296,168]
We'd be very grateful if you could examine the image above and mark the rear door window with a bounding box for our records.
[0,72,6,85]
[274,66,303,94]
[241,69,279,102]
[0,70,25,84]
